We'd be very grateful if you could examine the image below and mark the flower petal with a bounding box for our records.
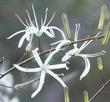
[79,55,90,80]
[62,54,72,62]
[15,14,28,28]
[47,26,66,40]
[44,50,58,65]
[32,5,39,29]
[48,63,69,70]
[80,50,106,57]
[31,71,46,98]
[55,40,71,51]
[46,12,55,26]
[18,34,26,48]
[7,30,26,39]
[73,23,80,49]
[78,41,89,52]
[44,30,55,38]
[62,48,78,62]
[49,29,55,38]
[47,70,67,88]
[14,64,41,72]
[42,8,48,26]
[32,48,43,66]
[78,31,101,51]
[26,9,33,26]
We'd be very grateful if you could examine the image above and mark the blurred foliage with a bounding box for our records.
[97,57,103,71]
[84,90,89,102]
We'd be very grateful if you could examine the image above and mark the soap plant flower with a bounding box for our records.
[53,23,106,80]
[7,5,66,49]
[14,48,68,98]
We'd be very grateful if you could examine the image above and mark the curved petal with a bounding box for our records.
[62,54,72,62]
[62,49,77,62]
[44,30,55,38]
[18,34,26,48]
[48,63,69,70]
[47,70,67,88]
[79,55,90,80]
[31,71,46,98]
[7,30,26,39]
[47,26,66,40]
[32,48,43,66]
[14,64,41,72]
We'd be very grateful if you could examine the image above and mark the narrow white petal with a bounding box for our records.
[49,29,55,38]
[62,48,78,62]
[47,70,67,88]
[25,33,31,41]
[15,14,28,27]
[44,50,58,65]
[43,8,48,26]
[32,5,39,29]
[48,63,69,70]
[7,30,26,39]
[62,54,72,62]
[14,64,41,72]
[73,23,80,49]
[47,26,66,40]
[46,12,55,26]
[51,40,65,46]
[32,48,43,66]
[44,30,55,38]
[79,55,90,80]
[26,9,33,25]
[55,40,71,51]
[78,41,89,52]
[18,34,26,48]
[80,50,106,57]
[31,71,45,98]
[79,31,101,51]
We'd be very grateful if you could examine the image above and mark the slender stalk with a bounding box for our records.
[0,33,105,79]
[0,83,14,89]
[90,79,110,102]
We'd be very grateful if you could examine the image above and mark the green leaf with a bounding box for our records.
[97,57,103,71]
[64,87,70,102]
[62,13,71,39]
[84,90,89,102]
[102,22,110,45]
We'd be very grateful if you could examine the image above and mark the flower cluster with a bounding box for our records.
[6,5,106,99]
[7,5,66,50]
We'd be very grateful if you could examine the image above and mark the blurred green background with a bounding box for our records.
[0,0,110,102]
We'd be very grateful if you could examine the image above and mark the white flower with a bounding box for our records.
[54,24,106,80]
[13,48,68,98]
[7,5,66,48]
